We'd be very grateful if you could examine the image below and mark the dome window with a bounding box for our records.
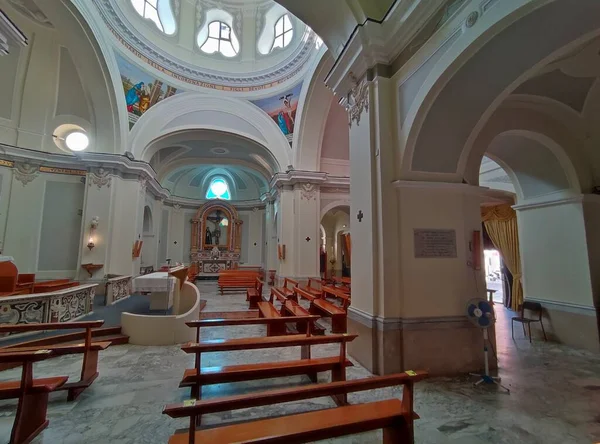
[200,21,240,58]
[271,14,293,51]
[206,177,231,200]
[131,0,177,35]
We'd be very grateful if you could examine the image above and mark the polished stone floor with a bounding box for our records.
[0,282,598,443]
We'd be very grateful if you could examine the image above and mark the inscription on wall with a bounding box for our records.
[414,229,457,258]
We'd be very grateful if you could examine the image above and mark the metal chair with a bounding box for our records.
[511,301,547,342]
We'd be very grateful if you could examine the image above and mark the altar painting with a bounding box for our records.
[251,82,302,140]
[115,54,180,129]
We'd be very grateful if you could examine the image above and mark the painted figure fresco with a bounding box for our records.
[115,53,179,129]
[251,82,303,140]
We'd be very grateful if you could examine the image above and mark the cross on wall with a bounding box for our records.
[357,210,364,222]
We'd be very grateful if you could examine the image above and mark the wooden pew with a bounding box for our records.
[0,350,68,444]
[186,316,321,343]
[275,277,298,299]
[295,285,317,303]
[180,333,357,402]
[280,299,325,335]
[218,271,259,295]
[0,320,110,400]
[304,278,323,298]
[164,371,428,444]
[257,301,287,336]
[310,298,348,333]
[322,285,351,310]
[246,277,264,309]
[269,286,294,304]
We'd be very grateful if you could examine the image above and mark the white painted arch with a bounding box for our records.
[129,93,291,170]
[320,200,350,220]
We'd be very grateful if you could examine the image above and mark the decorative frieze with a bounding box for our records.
[299,183,318,201]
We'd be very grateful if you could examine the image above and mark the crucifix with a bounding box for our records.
[206,211,224,246]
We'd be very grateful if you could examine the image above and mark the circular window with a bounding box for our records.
[206,178,231,200]
[65,131,90,152]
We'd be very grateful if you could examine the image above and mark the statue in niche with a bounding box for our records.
[213,227,221,246]
[205,227,212,245]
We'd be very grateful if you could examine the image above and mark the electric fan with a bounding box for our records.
[465,298,509,393]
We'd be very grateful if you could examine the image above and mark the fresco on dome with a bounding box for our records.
[115,53,180,129]
[251,82,303,143]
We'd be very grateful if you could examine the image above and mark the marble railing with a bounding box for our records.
[105,275,132,305]
[0,283,97,333]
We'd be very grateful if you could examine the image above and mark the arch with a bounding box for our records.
[403,0,600,181]
[142,205,153,233]
[320,200,350,220]
[466,104,590,193]
[130,93,291,170]
[292,50,334,170]
[485,130,578,202]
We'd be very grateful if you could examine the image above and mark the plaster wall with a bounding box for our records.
[517,201,594,308]
[2,169,85,279]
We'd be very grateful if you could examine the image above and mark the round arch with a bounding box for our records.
[402,0,600,180]
[292,50,333,170]
[129,92,291,170]
[320,200,351,220]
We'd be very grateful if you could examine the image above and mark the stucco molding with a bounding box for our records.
[512,192,584,211]
[347,73,370,128]
[89,168,113,189]
[13,162,39,187]
[348,306,474,331]
[525,297,597,316]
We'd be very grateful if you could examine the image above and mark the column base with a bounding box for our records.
[527,299,600,353]
[348,310,497,376]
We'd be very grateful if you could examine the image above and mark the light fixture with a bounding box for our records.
[342,224,347,228]
[87,216,99,250]
[65,131,89,152]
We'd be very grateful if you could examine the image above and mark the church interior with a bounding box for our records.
[0,0,599,442]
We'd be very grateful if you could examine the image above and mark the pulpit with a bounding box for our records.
[189,202,243,276]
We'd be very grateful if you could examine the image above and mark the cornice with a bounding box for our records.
[325,0,447,98]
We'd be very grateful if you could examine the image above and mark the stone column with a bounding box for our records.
[263,196,278,275]
[292,182,320,281]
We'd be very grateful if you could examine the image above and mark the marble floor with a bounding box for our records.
[0,282,598,443]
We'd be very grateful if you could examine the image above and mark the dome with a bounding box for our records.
[94,0,322,95]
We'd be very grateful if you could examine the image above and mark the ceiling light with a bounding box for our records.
[65,131,89,152]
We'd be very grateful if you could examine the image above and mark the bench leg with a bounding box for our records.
[331,314,347,334]
[383,420,411,444]
[330,365,347,406]
[11,391,50,444]
[66,350,100,401]
[300,345,317,383]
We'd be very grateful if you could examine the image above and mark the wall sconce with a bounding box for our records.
[87,216,99,251]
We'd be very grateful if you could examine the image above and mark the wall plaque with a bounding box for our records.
[414,229,457,258]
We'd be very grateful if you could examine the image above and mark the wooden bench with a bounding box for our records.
[322,285,351,310]
[275,277,298,299]
[310,298,348,333]
[280,299,325,335]
[257,301,287,336]
[303,278,323,298]
[218,271,259,295]
[295,285,317,303]
[0,350,68,444]
[0,320,110,400]
[269,286,296,304]
[246,277,264,309]
[186,316,321,342]
[180,333,357,403]
[164,371,428,444]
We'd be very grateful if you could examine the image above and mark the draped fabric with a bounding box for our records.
[343,234,352,265]
[481,204,522,311]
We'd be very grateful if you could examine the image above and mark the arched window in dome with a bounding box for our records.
[206,177,231,200]
[272,14,293,51]
[199,20,240,57]
[130,0,177,35]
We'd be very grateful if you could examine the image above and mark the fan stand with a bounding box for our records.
[469,328,510,393]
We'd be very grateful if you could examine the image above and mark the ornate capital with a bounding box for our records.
[347,73,370,128]
[14,162,38,186]
[89,168,112,189]
[298,182,318,201]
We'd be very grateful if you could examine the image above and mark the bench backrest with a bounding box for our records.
[164,371,427,418]
[181,333,357,354]
[283,278,299,290]
[294,286,316,302]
